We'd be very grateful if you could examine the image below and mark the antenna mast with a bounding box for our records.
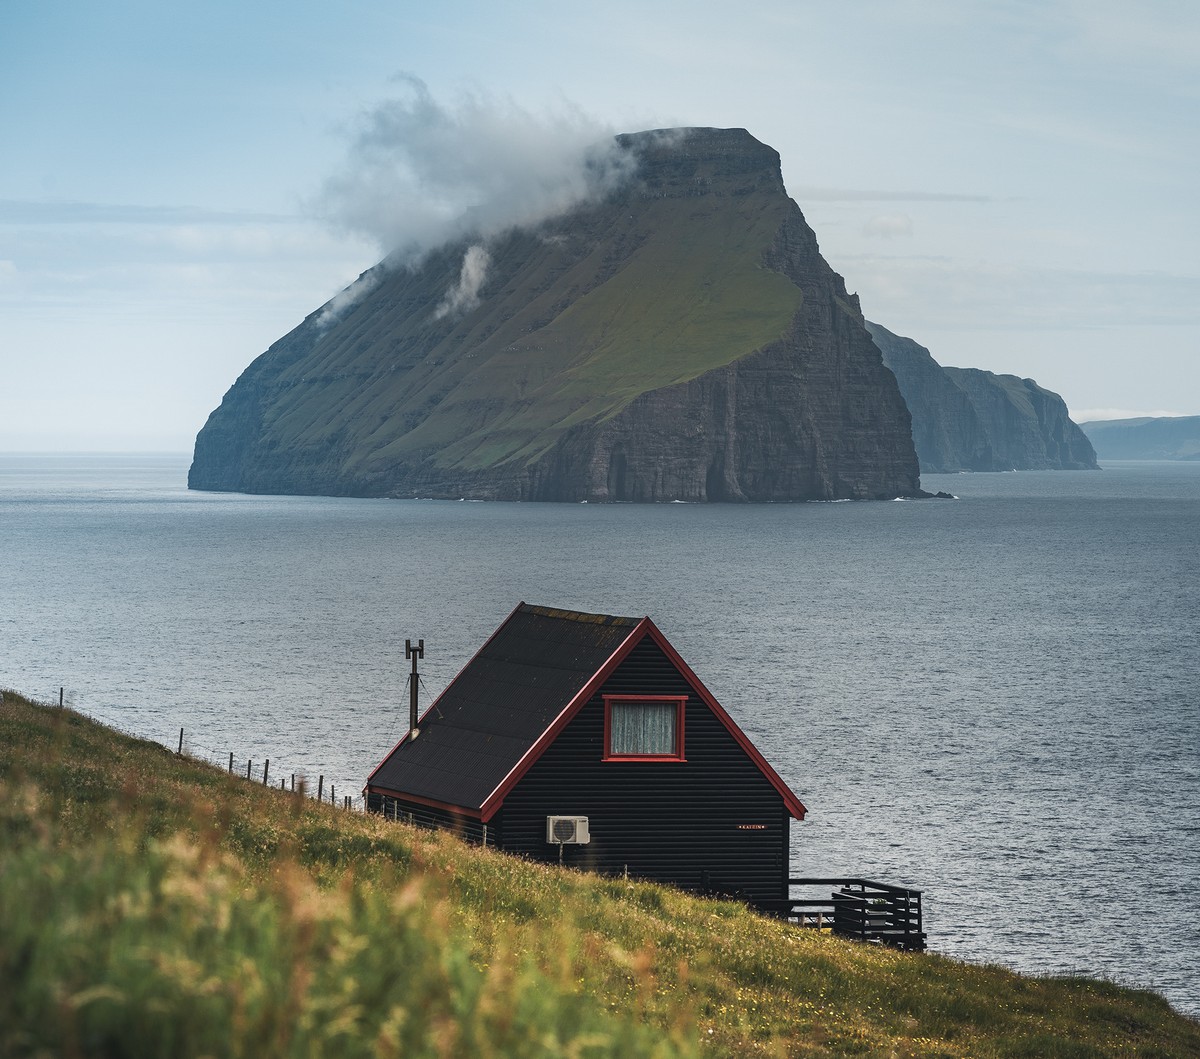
[405,638,424,738]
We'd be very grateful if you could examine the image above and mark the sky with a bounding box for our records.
[2,0,1197,451]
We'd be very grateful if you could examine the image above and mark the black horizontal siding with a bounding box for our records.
[500,637,790,914]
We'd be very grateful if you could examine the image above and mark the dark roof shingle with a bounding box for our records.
[367,603,640,810]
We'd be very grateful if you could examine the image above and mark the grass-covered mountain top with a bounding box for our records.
[190,128,920,501]
[4,689,1197,1057]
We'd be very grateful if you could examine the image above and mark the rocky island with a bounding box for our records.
[866,322,1098,473]
[189,128,922,502]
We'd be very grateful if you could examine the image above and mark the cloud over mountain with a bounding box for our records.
[316,76,637,265]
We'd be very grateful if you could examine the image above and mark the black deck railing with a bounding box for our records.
[788,878,926,951]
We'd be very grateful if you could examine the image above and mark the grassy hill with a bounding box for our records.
[3,689,1196,1057]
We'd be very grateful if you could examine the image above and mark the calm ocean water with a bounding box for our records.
[2,453,1197,1018]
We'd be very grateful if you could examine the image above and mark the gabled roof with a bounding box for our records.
[365,602,806,823]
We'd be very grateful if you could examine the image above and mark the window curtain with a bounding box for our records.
[610,701,676,755]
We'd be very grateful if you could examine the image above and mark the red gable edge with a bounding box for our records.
[642,619,807,822]
[477,615,806,823]
[476,615,649,821]
[363,600,529,791]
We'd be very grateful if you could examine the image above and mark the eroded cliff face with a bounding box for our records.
[866,322,997,473]
[868,321,1097,473]
[942,368,1097,471]
[190,128,921,501]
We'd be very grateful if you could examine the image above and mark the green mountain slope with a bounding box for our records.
[190,129,920,501]
[362,193,802,472]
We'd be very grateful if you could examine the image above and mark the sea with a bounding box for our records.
[2,453,1197,1019]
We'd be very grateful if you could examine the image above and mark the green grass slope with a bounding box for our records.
[280,190,802,479]
[409,195,803,470]
[3,690,1196,1057]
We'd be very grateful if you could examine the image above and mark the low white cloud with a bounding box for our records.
[434,244,490,320]
[1072,407,1189,422]
[316,75,637,264]
[862,213,913,239]
[316,270,381,328]
[791,186,990,203]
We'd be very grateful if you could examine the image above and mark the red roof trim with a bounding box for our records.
[641,620,806,820]
[478,617,651,821]
[364,601,528,786]
[478,616,807,823]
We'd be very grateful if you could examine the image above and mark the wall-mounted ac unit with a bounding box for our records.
[546,815,590,844]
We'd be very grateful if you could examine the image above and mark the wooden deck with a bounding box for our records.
[788,878,926,952]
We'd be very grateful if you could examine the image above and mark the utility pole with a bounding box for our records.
[406,638,424,739]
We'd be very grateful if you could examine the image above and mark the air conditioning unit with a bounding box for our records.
[546,815,590,844]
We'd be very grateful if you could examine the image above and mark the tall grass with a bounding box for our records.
[2,691,1197,1057]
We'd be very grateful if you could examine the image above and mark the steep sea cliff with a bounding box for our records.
[867,321,1097,473]
[190,128,920,501]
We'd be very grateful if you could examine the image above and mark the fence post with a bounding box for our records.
[317,776,324,802]
[280,778,285,789]
[177,728,183,755]
[229,752,233,774]
[331,784,335,805]
[246,759,252,780]
[291,774,295,792]
[263,759,269,786]
[59,687,64,708]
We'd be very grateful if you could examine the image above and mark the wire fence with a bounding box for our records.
[179,729,365,812]
[25,685,367,813]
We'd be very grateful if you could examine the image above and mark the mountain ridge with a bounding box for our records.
[189,127,921,502]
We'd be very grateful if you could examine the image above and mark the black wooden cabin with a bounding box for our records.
[365,603,806,915]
